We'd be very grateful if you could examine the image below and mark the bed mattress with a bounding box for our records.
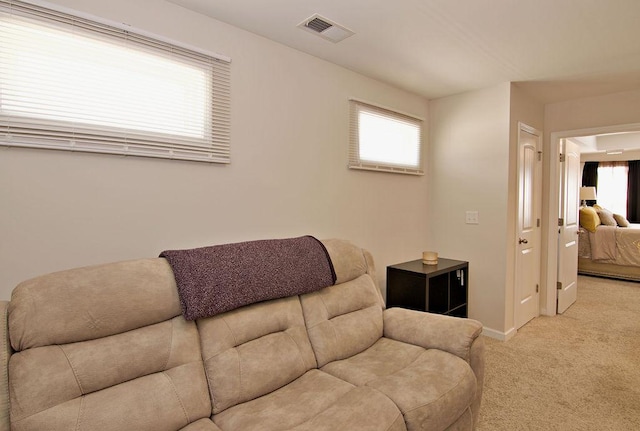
[578,224,640,281]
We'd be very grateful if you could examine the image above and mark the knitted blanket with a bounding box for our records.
[160,236,336,320]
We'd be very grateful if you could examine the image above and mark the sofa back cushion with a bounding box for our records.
[198,296,317,414]
[321,239,374,285]
[8,258,211,431]
[301,275,384,368]
[301,240,385,368]
[9,259,181,350]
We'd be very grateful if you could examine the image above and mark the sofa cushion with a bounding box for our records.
[320,337,424,386]
[10,316,201,413]
[198,296,317,414]
[321,239,370,284]
[369,352,476,430]
[181,419,223,431]
[442,409,473,431]
[10,362,210,431]
[8,258,182,351]
[321,338,477,431]
[7,259,211,431]
[9,323,211,431]
[213,369,407,431]
[301,274,384,367]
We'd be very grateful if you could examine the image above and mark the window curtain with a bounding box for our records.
[582,162,599,206]
[627,161,640,223]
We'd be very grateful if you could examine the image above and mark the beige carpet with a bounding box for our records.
[476,275,640,431]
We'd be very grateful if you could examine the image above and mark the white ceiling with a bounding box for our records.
[572,131,640,154]
[168,0,640,103]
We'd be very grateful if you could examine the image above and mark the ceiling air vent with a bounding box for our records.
[306,17,333,33]
[298,14,354,43]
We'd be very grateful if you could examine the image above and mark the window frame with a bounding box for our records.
[0,0,231,164]
[348,99,424,175]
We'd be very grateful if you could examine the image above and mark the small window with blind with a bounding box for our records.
[0,0,231,163]
[349,99,423,175]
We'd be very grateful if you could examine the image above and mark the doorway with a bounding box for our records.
[544,122,640,316]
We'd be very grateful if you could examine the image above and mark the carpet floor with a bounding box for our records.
[476,275,640,431]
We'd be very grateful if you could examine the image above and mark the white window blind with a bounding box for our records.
[0,0,231,163]
[349,99,423,175]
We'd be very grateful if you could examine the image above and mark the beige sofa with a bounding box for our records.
[0,239,484,431]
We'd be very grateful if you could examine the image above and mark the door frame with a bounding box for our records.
[543,122,640,316]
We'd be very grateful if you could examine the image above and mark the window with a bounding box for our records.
[0,0,231,163]
[349,99,423,175]
[597,162,628,217]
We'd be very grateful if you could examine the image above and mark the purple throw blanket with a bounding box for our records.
[160,236,336,320]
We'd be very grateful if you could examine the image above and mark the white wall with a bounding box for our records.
[428,83,511,334]
[0,0,430,299]
[545,89,640,133]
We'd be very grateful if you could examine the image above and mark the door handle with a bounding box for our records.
[519,238,528,244]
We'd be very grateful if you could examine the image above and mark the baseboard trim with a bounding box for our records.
[482,326,516,341]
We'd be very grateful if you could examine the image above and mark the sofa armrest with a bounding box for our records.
[383,307,482,362]
[0,301,10,431]
[384,307,485,428]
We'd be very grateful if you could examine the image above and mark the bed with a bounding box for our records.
[578,224,640,281]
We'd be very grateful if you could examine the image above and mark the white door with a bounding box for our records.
[515,123,542,329]
[557,139,581,313]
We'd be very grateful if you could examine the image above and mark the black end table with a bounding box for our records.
[386,258,468,317]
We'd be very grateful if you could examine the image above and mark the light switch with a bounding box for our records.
[465,211,479,224]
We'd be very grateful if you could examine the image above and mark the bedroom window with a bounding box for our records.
[597,162,628,217]
[348,99,424,175]
[0,0,231,163]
